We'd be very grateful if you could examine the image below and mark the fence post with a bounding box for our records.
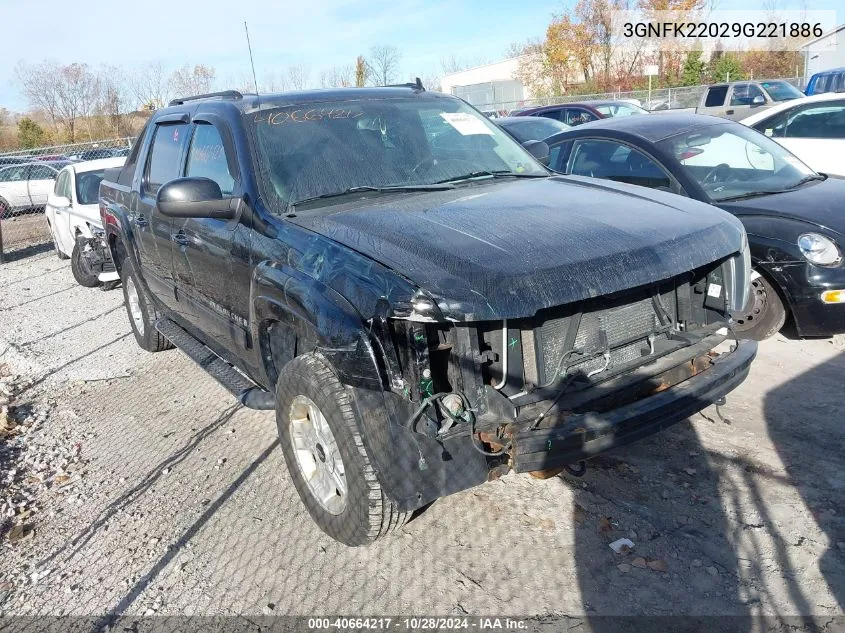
[0,218,5,265]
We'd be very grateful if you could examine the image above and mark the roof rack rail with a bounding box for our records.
[168,90,244,107]
[384,77,425,92]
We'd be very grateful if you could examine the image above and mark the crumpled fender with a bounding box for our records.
[250,260,384,390]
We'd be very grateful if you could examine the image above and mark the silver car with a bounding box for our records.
[696,80,804,120]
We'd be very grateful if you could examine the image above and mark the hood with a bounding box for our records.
[718,176,845,237]
[289,176,744,320]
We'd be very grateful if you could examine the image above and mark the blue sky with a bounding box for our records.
[0,0,560,111]
[0,0,839,112]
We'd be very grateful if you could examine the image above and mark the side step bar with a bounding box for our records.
[154,318,275,411]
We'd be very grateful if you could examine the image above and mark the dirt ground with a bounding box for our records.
[0,250,843,626]
[0,215,53,262]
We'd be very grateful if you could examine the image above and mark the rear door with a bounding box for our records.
[136,116,192,314]
[0,165,31,214]
[754,99,845,176]
[699,86,729,117]
[27,164,59,207]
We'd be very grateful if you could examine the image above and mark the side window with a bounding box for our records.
[548,140,572,172]
[29,165,57,181]
[564,109,597,126]
[566,138,672,190]
[185,124,236,195]
[144,122,190,196]
[754,108,793,138]
[538,108,563,121]
[704,86,728,107]
[730,84,764,106]
[54,171,70,196]
[784,101,845,139]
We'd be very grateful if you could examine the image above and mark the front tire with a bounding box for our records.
[275,353,409,546]
[71,243,100,287]
[733,274,787,341]
[121,258,173,352]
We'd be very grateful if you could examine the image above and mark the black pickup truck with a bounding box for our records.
[99,85,757,546]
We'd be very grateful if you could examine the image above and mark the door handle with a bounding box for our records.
[172,232,189,246]
[135,215,149,227]
[726,109,735,115]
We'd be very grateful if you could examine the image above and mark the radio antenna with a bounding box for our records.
[244,21,260,98]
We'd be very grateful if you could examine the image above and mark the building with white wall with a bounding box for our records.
[802,24,844,78]
[440,57,532,110]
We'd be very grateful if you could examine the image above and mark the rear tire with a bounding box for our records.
[733,274,787,341]
[275,353,409,546]
[71,242,100,287]
[121,258,174,352]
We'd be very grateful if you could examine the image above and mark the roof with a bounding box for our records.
[161,86,444,114]
[741,91,845,126]
[67,156,126,173]
[559,113,733,142]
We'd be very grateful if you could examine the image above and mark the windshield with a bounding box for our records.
[594,103,649,117]
[760,81,803,102]
[75,169,106,205]
[501,118,569,142]
[248,97,548,209]
[658,122,818,202]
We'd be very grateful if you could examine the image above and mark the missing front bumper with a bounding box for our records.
[509,339,757,473]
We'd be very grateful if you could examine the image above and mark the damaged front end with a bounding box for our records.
[76,230,119,285]
[364,254,756,510]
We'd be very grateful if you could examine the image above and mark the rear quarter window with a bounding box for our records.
[704,87,728,107]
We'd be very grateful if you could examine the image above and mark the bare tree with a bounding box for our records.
[97,66,130,136]
[367,45,402,85]
[441,54,469,75]
[287,64,311,90]
[169,64,217,98]
[16,60,100,142]
[319,65,354,88]
[128,62,170,110]
[355,56,369,87]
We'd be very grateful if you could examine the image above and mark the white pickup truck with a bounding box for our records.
[45,157,124,287]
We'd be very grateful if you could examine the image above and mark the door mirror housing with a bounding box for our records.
[752,95,765,105]
[522,140,550,165]
[51,195,70,208]
[157,177,237,219]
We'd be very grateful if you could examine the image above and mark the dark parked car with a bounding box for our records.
[543,113,845,340]
[496,116,570,142]
[515,100,649,126]
[100,88,755,545]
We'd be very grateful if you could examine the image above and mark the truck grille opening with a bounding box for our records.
[533,288,676,386]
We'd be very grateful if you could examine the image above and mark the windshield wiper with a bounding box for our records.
[290,184,455,208]
[434,170,547,184]
[717,173,826,202]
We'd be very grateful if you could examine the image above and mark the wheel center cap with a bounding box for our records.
[315,443,326,463]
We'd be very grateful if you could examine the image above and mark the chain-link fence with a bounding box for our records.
[479,77,806,115]
[0,138,134,263]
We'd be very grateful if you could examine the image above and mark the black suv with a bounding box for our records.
[100,86,756,545]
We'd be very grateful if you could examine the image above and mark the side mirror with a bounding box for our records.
[752,95,765,106]
[51,195,70,208]
[157,177,237,219]
[522,140,550,165]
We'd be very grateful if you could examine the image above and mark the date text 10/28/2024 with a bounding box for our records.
[307,618,528,630]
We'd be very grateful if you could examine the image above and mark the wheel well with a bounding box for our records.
[109,234,127,277]
[751,264,793,323]
[260,319,317,389]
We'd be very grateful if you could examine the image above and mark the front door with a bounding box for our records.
[135,119,192,314]
[724,83,766,121]
[171,120,249,358]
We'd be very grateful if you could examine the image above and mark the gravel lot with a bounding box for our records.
[0,250,843,625]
